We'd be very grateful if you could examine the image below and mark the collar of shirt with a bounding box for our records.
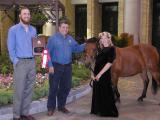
[18,23,33,32]
[56,32,68,39]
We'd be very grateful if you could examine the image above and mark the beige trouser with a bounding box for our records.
[13,59,36,118]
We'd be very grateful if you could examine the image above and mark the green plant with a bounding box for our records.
[0,52,13,74]
[33,80,49,100]
[0,63,90,106]
[0,89,13,105]
[72,64,90,80]
[112,33,133,47]
[72,76,81,87]
[31,12,48,26]
[35,56,48,74]
[1,65,8,75]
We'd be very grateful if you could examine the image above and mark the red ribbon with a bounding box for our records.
[41,49,51,68]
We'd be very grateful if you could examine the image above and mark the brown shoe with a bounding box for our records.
[21,115,36,120]
[47,110,54,116]
[58,107,70,114]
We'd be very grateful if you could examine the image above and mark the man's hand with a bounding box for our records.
[49,67,54,74]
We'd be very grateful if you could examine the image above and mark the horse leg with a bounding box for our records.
[112,76,120,103]
[149,67,160,94]
[152,77,158,95]
[112,85,120,103]
[138,71,149,102]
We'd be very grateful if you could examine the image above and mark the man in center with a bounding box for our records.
[46,17,85,116]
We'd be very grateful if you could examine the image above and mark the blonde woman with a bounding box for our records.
[91,32,118,117]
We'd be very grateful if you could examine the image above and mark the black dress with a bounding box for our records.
[91,46,118,117]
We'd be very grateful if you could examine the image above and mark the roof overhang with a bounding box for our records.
[71,0,87,5]
[0,0,65,11]
[99,0,118,3]
[0,0,65,31]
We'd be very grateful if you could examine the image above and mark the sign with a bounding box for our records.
[32,37,46,55]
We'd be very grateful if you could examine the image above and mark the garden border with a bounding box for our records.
[0,84,91,120]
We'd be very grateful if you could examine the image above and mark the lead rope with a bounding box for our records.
[88,62,95,88]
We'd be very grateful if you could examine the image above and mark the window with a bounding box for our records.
[102,2,118,35]
[75,5,87,43]
[152,0,160,52]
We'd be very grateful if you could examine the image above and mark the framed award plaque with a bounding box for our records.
[32,37,46,55]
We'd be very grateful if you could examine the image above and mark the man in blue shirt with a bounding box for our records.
[7,6,37,120]
[47,17,85,116]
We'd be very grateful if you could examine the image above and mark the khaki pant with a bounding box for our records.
[13,59,36,118]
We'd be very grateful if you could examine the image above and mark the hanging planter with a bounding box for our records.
[31,12,48,26]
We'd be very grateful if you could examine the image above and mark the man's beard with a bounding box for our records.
[20,17,30,25]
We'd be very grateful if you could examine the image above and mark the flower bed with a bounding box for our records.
[0,64,90,106]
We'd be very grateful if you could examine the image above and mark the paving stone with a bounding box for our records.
[33,75,160,120]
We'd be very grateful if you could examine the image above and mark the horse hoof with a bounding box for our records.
[137,97,143,102]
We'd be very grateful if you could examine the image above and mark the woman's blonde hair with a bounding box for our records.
[98,31,113,47]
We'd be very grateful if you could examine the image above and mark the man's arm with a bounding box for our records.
[7,28,19,65]
[71,37,86,53]
[46,36,55,73]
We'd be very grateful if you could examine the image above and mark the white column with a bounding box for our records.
[43,22,56,36]
[124,0,140,44]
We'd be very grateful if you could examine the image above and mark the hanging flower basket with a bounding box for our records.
[31,12,48,26]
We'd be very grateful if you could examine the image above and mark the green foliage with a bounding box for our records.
[32,80,49,100]
[0,52,47,75]
[31,12,48,26]
[35,56,42,73]
[72,64,90,80]
[0,52,13,74]
[72,64,90,87]
[72,76,81,87]
[35,56,48,74]
[112,33,133,47]
[0,64,90,106]
[0,89,13,105]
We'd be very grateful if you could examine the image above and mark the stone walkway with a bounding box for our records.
[33,75,160,120]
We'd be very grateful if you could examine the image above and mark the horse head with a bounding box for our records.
[84,37,99,68]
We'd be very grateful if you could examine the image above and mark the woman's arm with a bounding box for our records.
[95,62,112,81]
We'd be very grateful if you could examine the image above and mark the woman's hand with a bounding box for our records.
[95,73,102,81]
[91,74,95,81]
[95,74,101,81]
[49,67,54,74]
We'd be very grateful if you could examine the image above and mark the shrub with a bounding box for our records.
[112,33,133,47]
[0,64,90,106]
[72,64,90,80]
[0,52,13,74]
[0,89,13,105]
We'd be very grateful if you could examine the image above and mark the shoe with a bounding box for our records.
[20,115,36,120]
[58,107,70,114]
[47,110,54,116]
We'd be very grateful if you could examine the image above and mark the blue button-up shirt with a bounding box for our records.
[47,32,85,67]
[7,23,37,65]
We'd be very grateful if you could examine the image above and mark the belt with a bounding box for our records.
[54,62,71,66]
[18,57,34,59]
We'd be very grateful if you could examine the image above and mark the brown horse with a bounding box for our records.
[84,37,160,102]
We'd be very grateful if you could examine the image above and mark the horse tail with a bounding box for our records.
[139,44,160,94]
